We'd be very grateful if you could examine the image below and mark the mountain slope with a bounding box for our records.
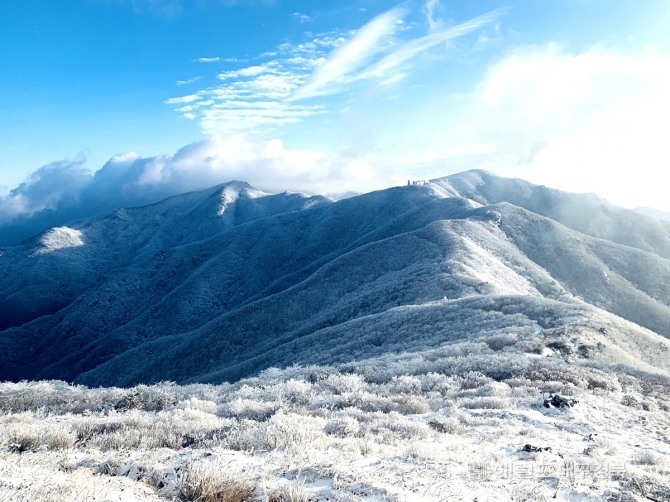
[1,170,669,386]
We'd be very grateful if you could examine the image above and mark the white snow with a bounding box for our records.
[35,226,85,254]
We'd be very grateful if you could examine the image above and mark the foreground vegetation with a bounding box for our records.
[2,343,670,501]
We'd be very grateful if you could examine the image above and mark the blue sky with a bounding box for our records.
[1,0,670,222]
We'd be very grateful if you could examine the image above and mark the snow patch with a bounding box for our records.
[217,183,266,216]
[36,227,84,254]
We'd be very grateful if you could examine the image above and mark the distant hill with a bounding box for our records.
[1,170,669,386]
[636,206,670,222]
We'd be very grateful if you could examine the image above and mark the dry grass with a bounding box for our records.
[175,459,256,502]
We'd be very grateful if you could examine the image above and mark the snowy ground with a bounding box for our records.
[1,359,669,501]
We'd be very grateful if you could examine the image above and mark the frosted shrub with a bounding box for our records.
[485,333,518,351]
[318,373,365,395]
[586,372,622,393]
[177,397,217,414]
[269,481,310,502]
[217,398,278,421]
[525,365,588,389]
[459,396,509,410]
[265,412,326,450]
[391,395,429,415]
[219,421,268,451]
[363,412,430,441]
[7,429,41,453]
[340,392,391,413]
[635,450,662,466]
[175,383,228,404]
[324,416,360,438]
[80,412,202,451]
[267,379,312,407]
[456,371,493,390]
[134,383,177,411]
[176,458,256,502]
[417,373,458,395]
[6,422,76,452]
[427,416,461,434]
[465,381,512,398]
[515,338,545,355]
[387,375,422,395]
[0,380,106,414]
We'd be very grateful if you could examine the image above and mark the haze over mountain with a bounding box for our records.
[1,170,669,387]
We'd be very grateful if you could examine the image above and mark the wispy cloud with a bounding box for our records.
[289,7,406,101]
[423,0,445,33]
[165,94,202,105]
[288,7,501,100]
[358,10,502,81]
[167,36,346,134]
[194,57,221,63]
[167,5,499,135]
[293,12,312,23]
[176,76,202,85]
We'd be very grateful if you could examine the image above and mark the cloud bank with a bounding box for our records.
[0,136,384,245]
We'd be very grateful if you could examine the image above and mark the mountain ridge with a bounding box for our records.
[1,169,669,387]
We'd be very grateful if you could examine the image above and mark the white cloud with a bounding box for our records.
[194,57,221,63]
[176,76,202,85]
[392,44,670,211]
[0,135,386,244]
[423,0,444,33]
[289,7,406,101]
[0,158,90,223]
[293,12,312,23]
[168,40,335,135]
[165,94,202,105]
[469,45,670,209]
[168,6,496,135]
[359,10,501,81]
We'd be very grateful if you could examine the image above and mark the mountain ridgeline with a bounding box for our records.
[1,170,670,386]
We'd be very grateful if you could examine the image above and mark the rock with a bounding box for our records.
[544,394,578,408]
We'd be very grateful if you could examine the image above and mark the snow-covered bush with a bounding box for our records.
[134,383,178,411]
[416,372,458,395]
[177,398,217,414]
[317,373,366,395]
[176,458,256,502]
[484,333,518,351]
[460,381,512,398]
[267,379,313,407]
[390,395,430,415]
[5,422,76,452]
[456,371,493,390]
[217,398,279,421]
[458,396,509,410]
[324,416,360,438]
[268,481,310,502]
[361,412,431,442]
[427,416,462,434]
[264,412,326,451]
[386,375,422,395]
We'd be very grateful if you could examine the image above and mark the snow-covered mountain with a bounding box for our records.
[1,170,669,386]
